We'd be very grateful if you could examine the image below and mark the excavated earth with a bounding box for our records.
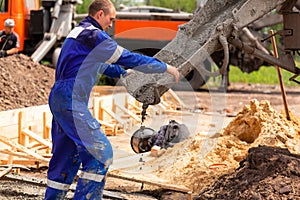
[0,54,55,111]
[1,54,300,199]
[196,146,300,200]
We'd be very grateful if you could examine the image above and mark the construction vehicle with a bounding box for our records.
[0,0,82,65]
[122,0,300,108]
[111,3,300,91]
[0,0,40,52]
[1,0,299,94]
[0,1,191,66]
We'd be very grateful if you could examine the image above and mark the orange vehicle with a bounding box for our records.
[110,6,192,56]
[0,1,190,65]
[0,0,40,51]
[0,0,81,63]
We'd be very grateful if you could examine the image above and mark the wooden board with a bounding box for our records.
[0,105,52,139]
[0,135,49,163]
[108,171,192,193]
[110,152,155,171]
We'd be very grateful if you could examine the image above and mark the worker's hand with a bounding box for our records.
[0,35,7,42]
[125,69,134,76]
[166,64,180,83]
[0,50,7,58]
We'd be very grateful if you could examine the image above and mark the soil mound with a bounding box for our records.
[196,146,300,199]
[0,54,55,111]
[145,99,300,193]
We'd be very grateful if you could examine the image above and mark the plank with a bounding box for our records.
[108,171,192,193]
[113,101,141,122]
[21,129,52,149]
[0,135,49,163]
[0,105,52,141]
[92,85,126,96]
[110,152,154,171]
[165,89,187,108]
[0,149,37,160]
[0,160,45,166]
[163,110,194,115]
[0,105,50,127]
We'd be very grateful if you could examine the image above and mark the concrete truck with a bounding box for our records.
[1,0,299,93]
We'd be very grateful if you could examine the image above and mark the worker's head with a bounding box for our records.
[88,0,116,31]
[4,19,15,34]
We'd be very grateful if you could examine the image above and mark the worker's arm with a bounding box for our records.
[97,32,179,82]
[116,48,179,83]
[99,63,127,78]
[6,47,18,55]
[0,47,18,57]
[0,33,20,57]
[115,48,179,81]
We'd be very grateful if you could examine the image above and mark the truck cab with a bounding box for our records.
[0,0,40,51]
[110,6,192,56]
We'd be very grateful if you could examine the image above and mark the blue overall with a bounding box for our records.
[45,16,167,200]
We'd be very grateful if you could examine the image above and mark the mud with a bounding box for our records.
[0,180,45,200]
[196,146,300,199]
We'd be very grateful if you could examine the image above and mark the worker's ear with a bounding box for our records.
[96,10,105,19]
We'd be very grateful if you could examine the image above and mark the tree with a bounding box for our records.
[76,0,142,12]
[148,0,197,12]
[76,0,92,13]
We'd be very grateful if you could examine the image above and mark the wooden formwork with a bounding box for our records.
[0,86,193,196]
[0,105,52,167]
[0,86,187,165]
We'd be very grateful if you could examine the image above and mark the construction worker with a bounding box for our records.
[44,0,179,199]
[0,19,19,57]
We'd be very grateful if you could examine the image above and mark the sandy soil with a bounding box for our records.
[1,81,299,199]
[0,53,300,199]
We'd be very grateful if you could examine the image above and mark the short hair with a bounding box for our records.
[88,0,114,16]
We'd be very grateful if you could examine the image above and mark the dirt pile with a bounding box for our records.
[145,99,300,193]
[0,54,55,111]
[196,146,300,199]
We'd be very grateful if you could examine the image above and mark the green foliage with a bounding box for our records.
[148,0,197,12]
[76,0,197,13]
[76,0,92,13]
[76,0,146,13]
[229,65,299,87]
[97,75,117,86]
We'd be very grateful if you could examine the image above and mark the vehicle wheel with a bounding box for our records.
[52,47,61,68]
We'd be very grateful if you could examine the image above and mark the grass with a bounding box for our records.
[229,65,300,87]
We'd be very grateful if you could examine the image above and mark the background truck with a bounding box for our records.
[122,0,300,106]
[0,1,191,68]
[1,0,299,93]
[0,0,82,65]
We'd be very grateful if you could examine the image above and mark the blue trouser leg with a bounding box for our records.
[46,105,113,199]
[45,119,81,200]
[46,81,113,199]
[71,111,113,200]
[73,146,110,200]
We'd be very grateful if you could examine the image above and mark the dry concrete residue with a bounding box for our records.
[145,99,300,193]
